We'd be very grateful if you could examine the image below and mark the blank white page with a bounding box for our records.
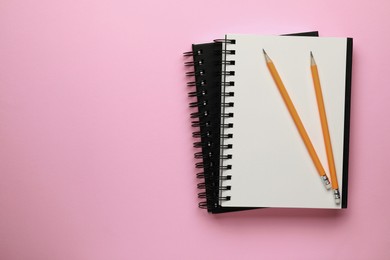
[219,35,348,208]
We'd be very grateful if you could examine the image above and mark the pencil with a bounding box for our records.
[310,52,340,204]
[262,49,331,190]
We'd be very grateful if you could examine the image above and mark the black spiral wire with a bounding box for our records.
[184,47,213,209]
[184,39,235,211]
[214,38,236,206]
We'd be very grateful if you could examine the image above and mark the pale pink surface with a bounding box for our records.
[0,0,389,259]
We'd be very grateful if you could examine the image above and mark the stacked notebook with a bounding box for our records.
[184,32,353,213]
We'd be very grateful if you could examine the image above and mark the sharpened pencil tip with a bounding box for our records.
[310,51,316,66]
[262,49,271,62]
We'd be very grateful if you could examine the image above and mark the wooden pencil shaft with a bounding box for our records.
[311,59,339,189]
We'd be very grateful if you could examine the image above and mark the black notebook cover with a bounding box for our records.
[341,38,353,208]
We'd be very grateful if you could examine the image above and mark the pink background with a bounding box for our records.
[0,0,389,259]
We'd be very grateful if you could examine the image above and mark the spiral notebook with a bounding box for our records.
[184,32,336,213]
[219,35,352,209]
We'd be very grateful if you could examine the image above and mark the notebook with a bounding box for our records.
[218,35,352,209]
[184,32,336,213]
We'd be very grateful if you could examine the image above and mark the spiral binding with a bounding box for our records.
[184,39,236,211]
[184,47,213,210]
[217,38,236,205]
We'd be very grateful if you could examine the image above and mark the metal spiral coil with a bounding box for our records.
[189,100,207,107]
[191,120,210,128]
[221,123,233,128]
[186,70,205,76]
[215,49,236,55]
[221,71,235,76]
[221,102,234,107]
[221,133,233,138]
[190,111,209,118]
[221,60,235,65]
[222,92,234,97]
[222,81,235,86]
[192,131,211,138]
[187,80,206,87]
[194,151,212,159]
[184,46,215,209]
[184,38,236,212]
[217,37,236,206]
[188,90,207,97]
[214,39,236,44]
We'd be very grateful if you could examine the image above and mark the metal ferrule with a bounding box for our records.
[320,175,331,189]
[333,189,341,203]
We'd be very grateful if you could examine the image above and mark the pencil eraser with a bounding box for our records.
[325,183,331,190]
[335,198,341,204]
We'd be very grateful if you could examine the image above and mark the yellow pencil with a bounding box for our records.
[262,49,331,190]
[310,52,340,204]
